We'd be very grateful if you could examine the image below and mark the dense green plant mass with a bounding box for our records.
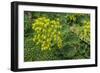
[24,11,90,61]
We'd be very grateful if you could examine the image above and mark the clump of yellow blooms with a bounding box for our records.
[69,20,90,43]
[79,21,90,43]
[32,17,62,50]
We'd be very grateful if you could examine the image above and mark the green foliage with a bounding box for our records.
[24,11,90,61]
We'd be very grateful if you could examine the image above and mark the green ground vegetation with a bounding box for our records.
[24,11,90,61]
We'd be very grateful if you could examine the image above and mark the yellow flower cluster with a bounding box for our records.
[32,17,62,50]
[79,21,90,43]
